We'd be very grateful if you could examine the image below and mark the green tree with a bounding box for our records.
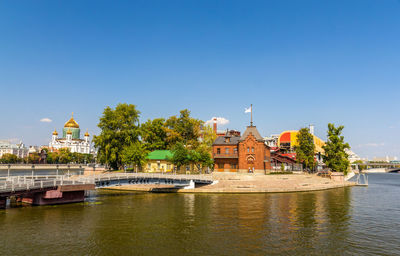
[58,148,72,164]
[93,103,141,170]
[83,153,95,164]
[46,151,59,164]
[140,118,168,151]
[165,109,203,148]
[170,142,189,172]
[188,146,214,173]
[121,141,149,171]
[26,153,40,164]
[200,125,217,152]
[322,123,350,174]
[295,127,316,172]
[0,153,21,164]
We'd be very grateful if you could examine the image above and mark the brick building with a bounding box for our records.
[213,125,271,173]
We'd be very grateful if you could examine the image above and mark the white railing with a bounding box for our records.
[0,173,214,194]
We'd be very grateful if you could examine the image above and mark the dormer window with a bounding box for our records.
[225,137,230,143]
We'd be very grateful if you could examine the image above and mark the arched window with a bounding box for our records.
[251,147,255,153]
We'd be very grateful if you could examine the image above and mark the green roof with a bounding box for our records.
[147,150,173,160]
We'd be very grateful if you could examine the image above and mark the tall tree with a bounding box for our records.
[140,118,168,151]
[121,141,149,170]
[93,103,141,170]
[165,109,203,148]
[295,127,316,171]
[322,123,350,174]
[200,125,217,152]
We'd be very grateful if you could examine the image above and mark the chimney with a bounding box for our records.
[309,124,314,136]
[213,118,217,134]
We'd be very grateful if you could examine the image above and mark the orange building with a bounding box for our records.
[278,130,325,153]
[213,125,271,173]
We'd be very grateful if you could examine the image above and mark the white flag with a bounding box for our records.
[244,106,252,113]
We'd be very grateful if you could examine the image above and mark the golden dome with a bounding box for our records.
[64,112,79,128]
[52,129,58,136]
[66,129,72,135]
[84,130,90,137]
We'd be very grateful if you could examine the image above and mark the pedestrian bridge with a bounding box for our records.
[0,173,214,196]
[77,173,214,188]
[0,173,214,208]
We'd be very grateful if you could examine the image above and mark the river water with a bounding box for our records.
[1,173,399,256]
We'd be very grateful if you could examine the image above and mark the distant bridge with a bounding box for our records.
[352,163,400,173]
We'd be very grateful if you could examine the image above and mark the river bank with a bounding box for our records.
[103,172,355,193]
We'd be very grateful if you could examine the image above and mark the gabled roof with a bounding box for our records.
[147,150,173,160]
[239,126,264,142]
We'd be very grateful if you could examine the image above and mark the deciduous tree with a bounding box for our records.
[165,109,202,148]
[322,123,350,174]
[0,153,21,164]
[121,141,149,170]
[295,127,316,172]
[170,142,189,171]
[140,118,168,151]
[93,103,141,170]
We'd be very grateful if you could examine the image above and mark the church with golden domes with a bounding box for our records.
[49,113,91,154]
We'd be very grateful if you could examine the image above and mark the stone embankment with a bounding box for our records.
[104,172,355,193]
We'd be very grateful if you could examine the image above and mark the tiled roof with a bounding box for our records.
[213,135,241,145]
[240,126,264,141]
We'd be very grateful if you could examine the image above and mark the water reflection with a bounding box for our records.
[3,175,400,256]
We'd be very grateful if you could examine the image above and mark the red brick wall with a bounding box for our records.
[212,133,271,172]
[238,134,271,171]
[212,145,238,155]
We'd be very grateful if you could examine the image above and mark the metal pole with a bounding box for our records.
[7,164,10,177]
[250,104,253,126]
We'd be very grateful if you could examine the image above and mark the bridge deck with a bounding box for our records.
[0,173,214,196]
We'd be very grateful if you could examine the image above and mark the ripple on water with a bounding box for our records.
[0,173,400,255]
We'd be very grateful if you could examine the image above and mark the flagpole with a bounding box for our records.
[250,104,253,126]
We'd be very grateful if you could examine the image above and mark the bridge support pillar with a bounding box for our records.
[0,197,7,209]
[22,184,95,206]
[183,180,195,189]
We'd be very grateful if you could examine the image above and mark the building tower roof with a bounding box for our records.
[64,112,79,128]
[52,129,58,136]
[84,130,90,137]
[66,128,72,135]
[239,125,264,142]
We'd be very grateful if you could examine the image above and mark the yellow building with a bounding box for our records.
[278,130,325,153]
[144,150,197,173]
[145,150,174,173]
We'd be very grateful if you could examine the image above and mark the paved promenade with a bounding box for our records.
[104,172,355,193]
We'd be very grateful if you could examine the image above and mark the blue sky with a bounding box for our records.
[1,0,399,159]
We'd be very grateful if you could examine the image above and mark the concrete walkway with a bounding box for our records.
[103,173,355,193]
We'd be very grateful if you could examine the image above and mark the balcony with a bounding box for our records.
[213,153,239,158]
